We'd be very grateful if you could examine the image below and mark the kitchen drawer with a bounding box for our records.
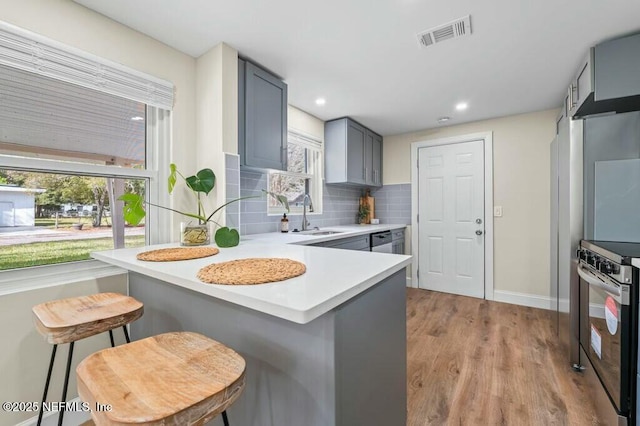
[391,229,405,241]
[310,234,371,251]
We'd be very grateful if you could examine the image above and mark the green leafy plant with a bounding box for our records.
[357,203,370,224]
[118,164,289,247]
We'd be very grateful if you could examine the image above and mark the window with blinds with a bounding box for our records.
[268,131,323,215]
[0,22,173,272]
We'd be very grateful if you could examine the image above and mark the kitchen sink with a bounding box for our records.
[299,230,344,236]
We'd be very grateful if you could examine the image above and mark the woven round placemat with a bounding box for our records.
[136,247,220,262]
[197,258,306,285]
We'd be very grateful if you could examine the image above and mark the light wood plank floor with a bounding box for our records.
[407,288,603,426]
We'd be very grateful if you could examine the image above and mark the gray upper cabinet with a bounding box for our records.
[369,131,382,186]
[346,120,367,184]
[568,50,594,118]
[569,32,640,118]
[238,58,288,170]
[325,117,383,187]
[595,33,640,101]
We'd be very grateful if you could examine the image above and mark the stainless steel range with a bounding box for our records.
[577,240,640,425]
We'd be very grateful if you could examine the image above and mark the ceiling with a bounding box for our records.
[73,0,640,136]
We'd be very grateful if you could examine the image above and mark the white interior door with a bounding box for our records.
[418,140,485,298]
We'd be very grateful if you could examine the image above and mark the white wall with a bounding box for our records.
[0,275,129,426]
[195,43,238,226]
[384,109,558,301]
[289,105,324,141]
[0,2,198,424]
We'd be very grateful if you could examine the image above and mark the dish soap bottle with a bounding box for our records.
[280,213,289,233]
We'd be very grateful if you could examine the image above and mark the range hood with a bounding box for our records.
[571,32,640,119]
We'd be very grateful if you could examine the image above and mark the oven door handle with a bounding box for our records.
[577,264,626,304]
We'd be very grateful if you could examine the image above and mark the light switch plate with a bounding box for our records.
[494,206,503,217]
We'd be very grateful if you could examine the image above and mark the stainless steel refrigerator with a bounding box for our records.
[550,31,640,366]
[550,104,583,366]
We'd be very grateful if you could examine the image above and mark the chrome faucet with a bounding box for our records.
[301,194,313,231]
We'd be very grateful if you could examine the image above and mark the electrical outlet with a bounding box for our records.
[494,206,503,217]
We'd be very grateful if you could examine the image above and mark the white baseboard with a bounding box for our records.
[559,298,570,313]
[493,290,554,310]
[14,397,90,426]
[590,303,605,319]
[405,276,414,288]
[412,288,571,312]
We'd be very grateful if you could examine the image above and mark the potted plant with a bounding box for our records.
[118,164,288,247]
[357,203,370,225]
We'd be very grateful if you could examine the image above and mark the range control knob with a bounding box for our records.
[599,261,613,274]
[577,249,586,260]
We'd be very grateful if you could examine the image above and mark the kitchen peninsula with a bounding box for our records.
[92,240,411,426]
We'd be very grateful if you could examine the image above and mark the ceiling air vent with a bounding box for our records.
[417,15,471,48]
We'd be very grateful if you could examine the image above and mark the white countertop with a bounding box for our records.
[243,224,407,245]
[633,258,640,269]
[92,235,411,324]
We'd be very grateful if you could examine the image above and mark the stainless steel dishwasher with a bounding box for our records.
[370,230,393,253]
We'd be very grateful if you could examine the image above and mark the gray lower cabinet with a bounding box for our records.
[238,58,287,170]
[391,228,405,254]
[129,269,407,426]
[325,117,382,187]
[310,234,371,251]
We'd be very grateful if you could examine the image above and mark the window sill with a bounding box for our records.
[0,260,128,296]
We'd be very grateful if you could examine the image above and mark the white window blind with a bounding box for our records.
[0,64,146,165]
[0,20,174,110]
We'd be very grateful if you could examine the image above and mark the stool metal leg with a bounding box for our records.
[109,330,115,347]
[122,325,130,343]
[37,344,57,426]
[57,341,74,426]
[222,410,230,426]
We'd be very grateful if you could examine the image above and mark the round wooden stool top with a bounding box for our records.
[76,332,246,425]
[32,293,143,345]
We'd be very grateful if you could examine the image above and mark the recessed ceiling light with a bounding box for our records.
[131,116,145,121]
[315,98,326,106]
[437,116,451,123]
[455,102,468,111]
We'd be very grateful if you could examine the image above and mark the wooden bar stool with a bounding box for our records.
[76,331,246,426]
[32,292,143,426]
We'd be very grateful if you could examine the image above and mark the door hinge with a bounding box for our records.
[417,269,419,279]
[417,214,419,223]
[417,158,419,168]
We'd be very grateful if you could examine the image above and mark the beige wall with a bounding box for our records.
[288,105,325,141]
[1,2,198,424]
[195,42,238,226]
[0,275,128,426]
[385,109,559,298]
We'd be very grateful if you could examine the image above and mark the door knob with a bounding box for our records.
[476,230,483,235]
[475,218,482,224]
